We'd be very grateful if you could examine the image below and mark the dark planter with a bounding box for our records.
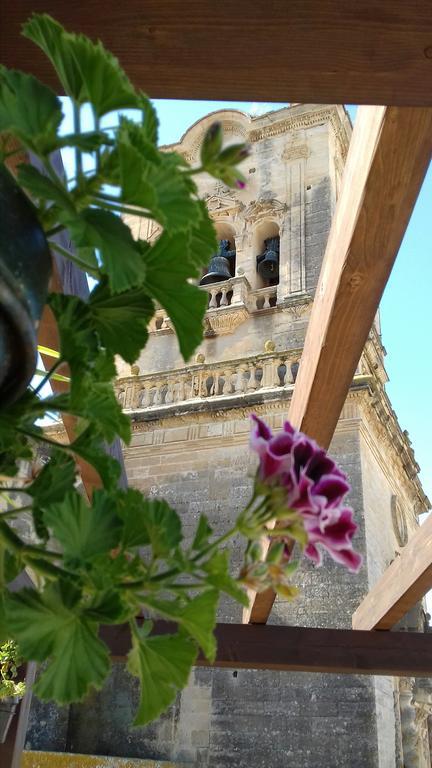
[0,696,20,743]
[0,164,52,406]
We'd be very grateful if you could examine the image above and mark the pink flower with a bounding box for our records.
[250,415,362,573]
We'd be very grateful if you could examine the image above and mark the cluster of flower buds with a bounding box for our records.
[200,122,250,189]
[248,415,363,574]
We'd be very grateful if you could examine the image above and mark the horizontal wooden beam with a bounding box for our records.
[353,514,432,630]
[101,621,432,677]
[2,2,432,105]
[244,104,432,624]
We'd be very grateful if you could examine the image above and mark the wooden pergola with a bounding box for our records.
[1,2,432,763]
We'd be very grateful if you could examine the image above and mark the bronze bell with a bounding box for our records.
[257,236,280,284]
[200,239,236,286]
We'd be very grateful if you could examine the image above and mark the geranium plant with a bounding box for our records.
[0,15,362,726]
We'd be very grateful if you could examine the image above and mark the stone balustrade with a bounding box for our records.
[115,350,301,412]
[148,277,279,335]
[248,285,278,311]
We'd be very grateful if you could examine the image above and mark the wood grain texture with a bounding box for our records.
[101,621,432,677]
[1,1,432,105]
[244,105,432,624]
[353,514,432,630]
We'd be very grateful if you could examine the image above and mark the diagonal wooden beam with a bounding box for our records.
[352,514,432,630]
[243,105,432,624]
[101,621,432,677]
[2,1,432,105]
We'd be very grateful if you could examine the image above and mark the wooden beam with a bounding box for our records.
[100,621,432,677]
[353,514,432,630]
[243,104,432,624]
[2,2,432,105]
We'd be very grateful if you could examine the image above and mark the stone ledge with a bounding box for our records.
[21,752,186,768]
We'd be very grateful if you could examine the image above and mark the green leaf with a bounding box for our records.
[84,589,132,624]
[57,130,112,152]
[127,629,197,725]
[64,208,145,293]
[146,591,218,661]
[43,490,123,563]
[89,279,154,364]
[142,232,209,360]
[69,374,131,444]
[0,66,62,153]
[27,451,76,541]
[24,14,141,117]
[180,591,218,661]
[71,425,121,491]
[17,164,73,209]
[48,293,97,372]
[28,451,76,508]
[119,496,182,556]
[202,551,249,608]
[5,585,110,704]
[192,514,213,551]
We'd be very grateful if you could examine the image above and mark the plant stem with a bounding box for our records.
[73,102,83,176]
[0,506,33,519]
[15,427,70,453]
[93,195,155,220]
[49,240,100,277]
[46,223,65,238]
[33,358,64,396]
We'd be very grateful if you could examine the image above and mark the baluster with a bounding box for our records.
[209,289,218,308]
[220,287,229,306]
[235,364,248,393]
[285,360,294,384]
[140,385,151,407]
[154,381,164,405]
[272,358,283,387]
[246,364,258,391]
[261,359,274,388]
[222,369,234,395]
[263,293,271,309]
[165,380,174,404]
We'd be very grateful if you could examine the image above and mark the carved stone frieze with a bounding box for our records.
[203,185,244,218]
[282,144,310,162]
[243,197,288,224]
[206,306,249,335]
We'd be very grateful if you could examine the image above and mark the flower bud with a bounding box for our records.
[200,122,223,166]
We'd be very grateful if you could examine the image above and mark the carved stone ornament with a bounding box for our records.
[206,306,249,335]
[243,198,288,223]
[282,144,310,162]
[391,494,409,547]
[203,184,244,217]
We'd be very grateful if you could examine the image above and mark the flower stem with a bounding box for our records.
[33,358,64,396]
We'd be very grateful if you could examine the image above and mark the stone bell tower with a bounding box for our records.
[25,105,430,768]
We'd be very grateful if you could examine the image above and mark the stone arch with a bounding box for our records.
[252,219,280,288]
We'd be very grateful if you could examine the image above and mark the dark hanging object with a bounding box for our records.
[257,236,280,284]
[0,165,52,406]
[199,239,236,285]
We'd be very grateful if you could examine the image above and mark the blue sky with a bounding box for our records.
[60,98,431,508]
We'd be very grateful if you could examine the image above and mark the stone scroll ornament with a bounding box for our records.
[0,13,361,728]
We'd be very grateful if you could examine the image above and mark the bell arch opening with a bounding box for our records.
[253,220,280,289]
